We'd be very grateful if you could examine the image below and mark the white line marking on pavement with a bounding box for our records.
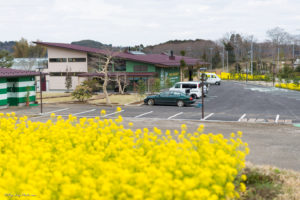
[73,109,96,116]
[275,114,280,123]
[238,113,246,122]
[203,113,214,120]
[134,111,153,118]
[103,110,124,117]
[167,112,183,119]
[43,108,70,115]
[31,108,71,119]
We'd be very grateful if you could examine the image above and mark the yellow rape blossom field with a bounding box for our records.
[0,109,249,200]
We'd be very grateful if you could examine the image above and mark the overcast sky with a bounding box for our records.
[1,0,300,46]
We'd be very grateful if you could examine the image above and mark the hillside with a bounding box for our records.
[143,39,216,58]
[0,41,16,53]
[71,40,123,51]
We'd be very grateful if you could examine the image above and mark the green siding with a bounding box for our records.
[7,86,35,92]
[7,76,35,82]
[18,76,35,82]
[0,78,6,83]
[0,88,7,94]
[0,99,7,106]
[8,96,36,106]
[126,60,156,72]
[7,78,18,82]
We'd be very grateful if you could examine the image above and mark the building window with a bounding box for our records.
[49,58,67,62]
[134,65,148,72]
[114,60,126,71]
[68,58,86,62]
[49,72,83,76]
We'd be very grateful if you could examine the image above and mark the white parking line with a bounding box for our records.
[134,111,153,118]
[275,114,280,123]
[238,113,246,122]
[167,112,183,119]
[203,113,214,120]
[103,110,124,117]
[43,108,70,115]
[31,108,71,118]
[73,109,96,116]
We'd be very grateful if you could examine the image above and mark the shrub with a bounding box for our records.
[136,79,146,98]
[81,78,101,92]
[152,78,161,93]
[164,77,173,89]
[71,85,92,102]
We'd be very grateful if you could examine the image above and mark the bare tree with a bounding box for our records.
[88,50,120,106]
[97,54,113,105]
[115,72,128,94]
[267,27,289,71]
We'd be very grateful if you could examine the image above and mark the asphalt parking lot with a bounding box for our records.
[7,81,300,124]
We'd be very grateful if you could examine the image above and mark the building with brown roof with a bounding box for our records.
[35,42,208,91]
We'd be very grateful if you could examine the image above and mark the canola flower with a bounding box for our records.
[0,111,249,200]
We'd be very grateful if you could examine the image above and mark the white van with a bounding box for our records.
[205,73,221,85]
[169,82,205,99]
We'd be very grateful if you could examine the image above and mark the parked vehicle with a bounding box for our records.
[144,91,196,107]
[169,81,206,99]
[204,73,221,85]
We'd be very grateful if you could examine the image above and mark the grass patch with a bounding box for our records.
[36,92,71,99]
[242,167,282,200]
[242,162,300,200]
[87,94,144,105]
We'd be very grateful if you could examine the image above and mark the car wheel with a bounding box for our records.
[147,99,154,106]
[177,100,184,107]
[191,94,197,99]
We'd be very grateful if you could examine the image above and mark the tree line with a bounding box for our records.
[0,38,47,68]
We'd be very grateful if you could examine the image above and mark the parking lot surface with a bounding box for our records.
[6,81,300,124]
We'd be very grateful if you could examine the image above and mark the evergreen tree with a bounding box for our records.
[65,69,72,92]
[212,49,221,68]
[224,42,235,64]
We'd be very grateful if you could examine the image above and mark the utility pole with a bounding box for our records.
[226,51,229,72]
[293,42,295,62]
[222,45,225,72]
[201,73,204,119]
[246,62,248,84]
[277,45,280,72]
[209,47,213,71]
[250,41,253,76]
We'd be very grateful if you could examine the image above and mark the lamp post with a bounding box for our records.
[36,66,44,114]
[200,67,206,119]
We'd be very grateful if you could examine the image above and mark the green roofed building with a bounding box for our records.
[0,68,40,108]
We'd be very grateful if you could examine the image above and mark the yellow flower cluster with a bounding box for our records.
[220,72,265,80]
[275,83,300,91]
[0,111,249,200]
